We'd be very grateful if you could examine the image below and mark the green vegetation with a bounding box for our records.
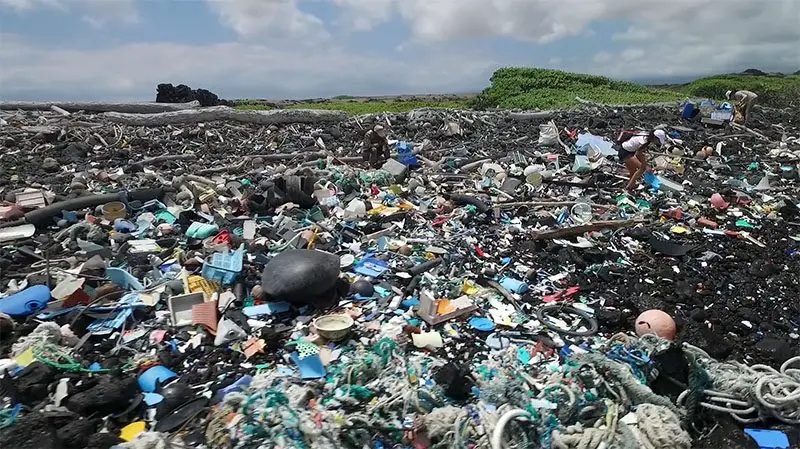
[679,74,800,108]
[472,67,685,110]
[236,100,467,115]
[236,103,274,111]
[233,69,799,114]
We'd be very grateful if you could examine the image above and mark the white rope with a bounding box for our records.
[678,355,800,424]
[490,408,531,449]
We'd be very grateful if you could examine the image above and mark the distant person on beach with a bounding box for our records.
[726,90,758,123]
[362,125,391,168]
[617,129,666,193]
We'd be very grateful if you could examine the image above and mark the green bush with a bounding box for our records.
[472,68,684,110]
[681,74,800,108]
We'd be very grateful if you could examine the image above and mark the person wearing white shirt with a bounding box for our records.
[618,129,666,192]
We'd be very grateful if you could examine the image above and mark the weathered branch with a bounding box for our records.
[136,154,197,166]
[103,107,347,126]
[0,101,200,113]
[530,219,642,240]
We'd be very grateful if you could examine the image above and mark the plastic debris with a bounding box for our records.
[1,102,798,449]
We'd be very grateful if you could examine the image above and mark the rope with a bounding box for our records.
[677,355,800,424]
[490,408,531,449]
[31,342,135,373]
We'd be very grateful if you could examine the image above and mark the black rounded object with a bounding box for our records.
[350,280,374,297]
[261,249,341,304]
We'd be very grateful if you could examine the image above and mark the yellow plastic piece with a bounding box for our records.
[120,421,147,442]
[185,274,220,299]
[15,348,34,367]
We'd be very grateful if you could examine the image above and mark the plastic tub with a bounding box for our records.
[313,314,354,342]
[101,201,127,221]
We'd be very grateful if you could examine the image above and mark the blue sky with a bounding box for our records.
[1,0,798,101]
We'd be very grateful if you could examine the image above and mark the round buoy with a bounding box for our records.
[635,309,677,340]
[351,280,374,297]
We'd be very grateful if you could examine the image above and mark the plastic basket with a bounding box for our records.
[201,244,245,284]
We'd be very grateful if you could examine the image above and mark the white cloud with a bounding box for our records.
[0,0,138,27]
[0,0,61,11]
[207,0,328,39]
[1,0,797,100]
[325,0,799,75]
[0,35,497,101]
[80,0,139,28]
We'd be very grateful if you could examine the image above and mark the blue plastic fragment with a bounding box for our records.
[243,302,291,317]
[113,218,137,233]
[88,362,102,372]
[353,257,389,277]
[469,317,496,332]
[643,171,661,190]
[143,393,164,406]
[744,429,790,449]
[517,347,531,365]
[290,352,326,379]
[401,297,420,308]
[61,210,79,223]
[218,375,253,398]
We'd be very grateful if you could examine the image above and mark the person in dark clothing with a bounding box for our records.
[362,125,391,168]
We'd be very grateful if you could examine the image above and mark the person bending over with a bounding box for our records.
[618,129,666,192]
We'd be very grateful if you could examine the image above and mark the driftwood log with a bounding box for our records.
[102,107,347,126]
[506,111,554,121]
[574,96,684,109]
[0,101,200,113]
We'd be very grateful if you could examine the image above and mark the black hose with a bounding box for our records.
[448,194,490,213]
[22,188,164,227]
[536,304,599,337]
[407,258,442,276]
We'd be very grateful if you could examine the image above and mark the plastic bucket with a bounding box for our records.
[138,365,177,392]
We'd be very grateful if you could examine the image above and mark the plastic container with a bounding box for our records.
[499,277,529,294]
[201,245,245,284]
[572,155,591,173]
[167,292,205,326]
[344,199,367,220]
[313,314,354,342]
[101,201,127,221]
[396,141,419,167]
[681,102,695,120]
[0,285,51,317]
[186,222,219,239]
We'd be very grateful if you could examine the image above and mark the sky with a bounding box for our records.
[1,0,799,101]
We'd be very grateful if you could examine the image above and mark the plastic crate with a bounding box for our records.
[201,244,245,284]
[710,110,733,122]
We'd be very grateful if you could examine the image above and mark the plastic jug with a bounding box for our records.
[0,285,51,317]
[344,199,366,220]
